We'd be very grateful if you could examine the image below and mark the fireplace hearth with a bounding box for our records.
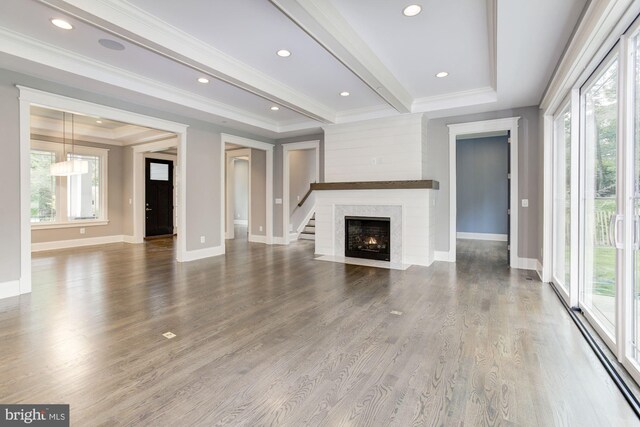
[345,216,391,261]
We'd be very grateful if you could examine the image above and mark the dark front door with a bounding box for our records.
[145,158,174,237]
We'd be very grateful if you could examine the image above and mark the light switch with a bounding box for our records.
[521,199,529,208]
[275,198,282,205]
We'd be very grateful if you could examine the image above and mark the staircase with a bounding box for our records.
[298,214,315,241]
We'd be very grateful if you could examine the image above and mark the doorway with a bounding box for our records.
[225,148,250,241]
[448,117,520,268]
[221,134,273,244]
[145,158,174,238]
[282,140,320,244]
[18,87,189,296]
[455,132,510,263]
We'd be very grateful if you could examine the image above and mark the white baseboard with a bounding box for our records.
[513,257,538,271]
[434,250,454,262]
[234,219,248,225]
[272,236,287,245]
[32,235,130,252]
[122,235,138,244]
[181,245,224,262]
[457,232,508,242]
[536,260,544,281]
[248,234,267,243]
[0,279,21,300]
[289,232,299,242]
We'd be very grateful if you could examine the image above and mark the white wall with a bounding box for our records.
[324,113,425,182]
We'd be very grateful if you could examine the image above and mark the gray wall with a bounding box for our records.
[456,136,509,235]
[233,159,248,221]
[427,106,541,260]
[272,133,324,238]
[122,147,134,236]
[31,139,125,243]
[250,149,267,236]
[0,81,21,283]
[288,149,316,215]
[185,128,222,251]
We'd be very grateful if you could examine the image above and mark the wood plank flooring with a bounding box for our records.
[0,237,638,426]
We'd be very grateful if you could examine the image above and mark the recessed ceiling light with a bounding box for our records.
[276,49,291,57]
[50,18,73,30]
[340,91,350,97]
[197,77,210,84]
[96,120,103,124]
[436,71,449,78]
[402,5,422,17]
[98,39,125,51]
[270,106,280,111]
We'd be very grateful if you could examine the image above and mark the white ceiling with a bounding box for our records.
[0,0,587,138]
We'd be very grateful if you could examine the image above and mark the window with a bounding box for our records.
[30,141,108,227]
[30,149,57,223]
[67,153,102,221]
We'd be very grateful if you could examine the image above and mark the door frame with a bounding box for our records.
[18,87,189,296]
[282,140,320,244]
[220,133,273,244]
[448,117,521,268]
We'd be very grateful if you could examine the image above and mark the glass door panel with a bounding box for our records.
[552,106,572,294]
[632,32,640,364]
[582,56,619,339]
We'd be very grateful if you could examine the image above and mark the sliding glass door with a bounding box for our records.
[552,104,572,296]
[629,28,640,372]
[581,53,620,342]
[548,13,640,386]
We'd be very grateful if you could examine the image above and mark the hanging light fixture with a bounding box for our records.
[50,112,88,176]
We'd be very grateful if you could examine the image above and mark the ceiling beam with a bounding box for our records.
[270,0,413,114]
[37,0,336,123]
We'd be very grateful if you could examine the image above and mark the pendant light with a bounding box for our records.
[50,112,88,176]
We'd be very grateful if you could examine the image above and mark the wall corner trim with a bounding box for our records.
[181,245,225,262]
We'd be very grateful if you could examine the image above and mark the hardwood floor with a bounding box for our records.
[0,237,638,426]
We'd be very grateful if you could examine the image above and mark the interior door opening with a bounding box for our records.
[455,131,510,263]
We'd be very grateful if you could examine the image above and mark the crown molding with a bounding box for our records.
[39,0,336,123]
[270,0,413,114]
[412,87,497,113]
[1,27,289,133]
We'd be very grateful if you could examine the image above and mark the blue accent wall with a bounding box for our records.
[456,135,509,234]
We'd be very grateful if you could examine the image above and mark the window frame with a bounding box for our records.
[30,140,109,229]
[551,98,572,299]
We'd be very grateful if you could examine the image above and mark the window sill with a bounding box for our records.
[31,220,110,230]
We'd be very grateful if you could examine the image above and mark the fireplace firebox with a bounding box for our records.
[345,216,391,261]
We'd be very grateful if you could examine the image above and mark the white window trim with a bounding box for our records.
[30,139,109,228]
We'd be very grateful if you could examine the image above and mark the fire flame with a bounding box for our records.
[365,237,377,245]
